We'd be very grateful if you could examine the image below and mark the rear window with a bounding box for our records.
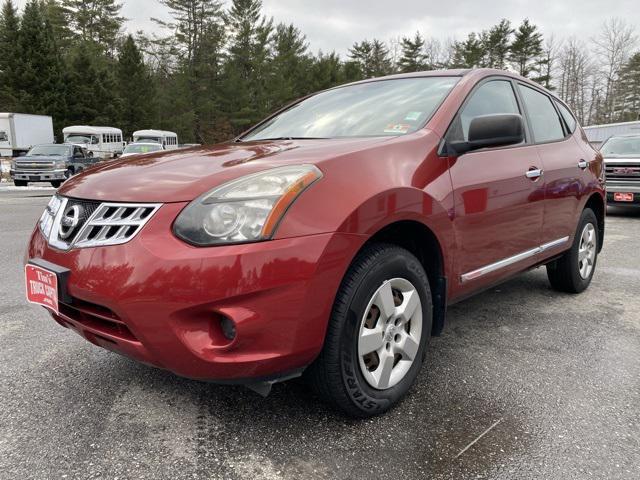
[242,77,460,141]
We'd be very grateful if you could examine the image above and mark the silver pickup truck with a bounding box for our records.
[10,143,98,188]
[601,134,640,208]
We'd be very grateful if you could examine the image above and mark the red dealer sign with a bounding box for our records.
[25,264,59,314]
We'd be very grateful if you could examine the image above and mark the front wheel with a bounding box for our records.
[547,208,599,293]
[13,180,27,187]
[306,243,432,418]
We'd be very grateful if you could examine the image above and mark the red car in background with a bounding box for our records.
[26,69,605,417]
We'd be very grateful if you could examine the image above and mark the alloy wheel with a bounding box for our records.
[357,278,423,390]
[578,223,596,279]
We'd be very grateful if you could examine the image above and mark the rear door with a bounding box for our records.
[446,78,546,296]
[515,84,583,252]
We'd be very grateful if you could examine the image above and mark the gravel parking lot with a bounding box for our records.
[0,184,638,480]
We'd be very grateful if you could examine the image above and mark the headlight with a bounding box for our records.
[173,165,322,246]
[54,160,66,169]
[39,195,63,238]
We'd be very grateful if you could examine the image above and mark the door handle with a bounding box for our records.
[525,168,543,180]
[578,159,589,170]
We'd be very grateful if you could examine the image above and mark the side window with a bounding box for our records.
[518,85,565,143]
[555,101,576,133]
[449,80,521,142]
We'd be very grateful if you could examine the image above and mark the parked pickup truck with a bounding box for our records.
[600,134,640,207]
[11,143,96,187]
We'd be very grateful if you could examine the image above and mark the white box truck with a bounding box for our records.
[0,113,55,157]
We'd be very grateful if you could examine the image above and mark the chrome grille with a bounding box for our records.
[15,161,55,171]
[605,163,640,184]
[40,195,161,250]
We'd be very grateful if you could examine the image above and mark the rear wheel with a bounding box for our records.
[547,208,599,293]
[13,180,27,187]
[306,243,432,418]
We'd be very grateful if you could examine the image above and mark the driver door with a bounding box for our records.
[446,78,545,297]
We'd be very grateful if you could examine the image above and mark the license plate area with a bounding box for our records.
[25,259,71,314]
[613,192,634,202]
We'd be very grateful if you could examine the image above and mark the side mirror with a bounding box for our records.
[447,114,524,156]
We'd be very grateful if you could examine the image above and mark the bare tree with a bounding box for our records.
[591,18,638,122]
[558,38,593,124]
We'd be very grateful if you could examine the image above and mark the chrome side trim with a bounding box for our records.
[460,236,570,283]
[540,236,570,252]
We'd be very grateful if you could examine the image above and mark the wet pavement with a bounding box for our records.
[1,184,638,479]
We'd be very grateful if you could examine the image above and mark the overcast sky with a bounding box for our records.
[15,0,640,55]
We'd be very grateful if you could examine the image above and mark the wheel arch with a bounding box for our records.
[361,219,448,336]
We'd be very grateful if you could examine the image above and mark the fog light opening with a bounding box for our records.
[220,315,237,341]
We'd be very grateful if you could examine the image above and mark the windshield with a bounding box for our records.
[26,145,71,157]
[123,143,163,154]
[600,136,640,158]
[66,134,99,145]
[241,77,460,141]
[135,136,161,144]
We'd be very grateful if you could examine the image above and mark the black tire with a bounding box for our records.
[13,180,27,187]
[305,243,433,418]
[547,208,599,293]
[50,180,62,188]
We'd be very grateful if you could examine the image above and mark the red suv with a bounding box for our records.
[26,69,605,417]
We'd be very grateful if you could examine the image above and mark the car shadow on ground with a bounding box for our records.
[56,272,569,478]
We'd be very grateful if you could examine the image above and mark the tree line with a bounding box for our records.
[0,0,638,145]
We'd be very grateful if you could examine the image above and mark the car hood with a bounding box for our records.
[59,138,392,203]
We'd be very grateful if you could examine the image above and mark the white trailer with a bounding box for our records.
[0,113,54,157]
[132,130,179,150]
[63,126,124,159]
[583,121,640,148]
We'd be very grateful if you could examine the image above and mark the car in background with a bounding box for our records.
[63,126,124,159]
[600,134,640,207]
[121,142,166,158]
[26,69,605,417]
[11,143,95,187]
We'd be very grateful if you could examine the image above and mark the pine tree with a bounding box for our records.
[65,42,121,126]
[269,23,311,109]
[155,0,226,142]
[616,52,640,121]
[222,0,273,131]
[310,51,344,91]
[451,33,485,68]
[0,0,20,109]
[349,39,392,78]
[398,32,427,72]
[12,0,67,134]
[484,19,512,69]
[509,19,543,78]
[117,35,155,138]
[61,0,125,51]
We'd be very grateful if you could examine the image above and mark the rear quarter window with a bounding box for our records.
[555,101,577,133]
[518,84,565,143]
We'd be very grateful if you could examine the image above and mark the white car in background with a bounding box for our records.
[120,142,165,158]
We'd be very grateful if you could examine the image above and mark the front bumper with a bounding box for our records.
[11,169,67,181]
[606,183,640,206]
[26,202,364,381]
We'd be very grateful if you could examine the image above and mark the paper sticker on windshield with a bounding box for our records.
[404,111,422,121]
[384,123,412,134]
